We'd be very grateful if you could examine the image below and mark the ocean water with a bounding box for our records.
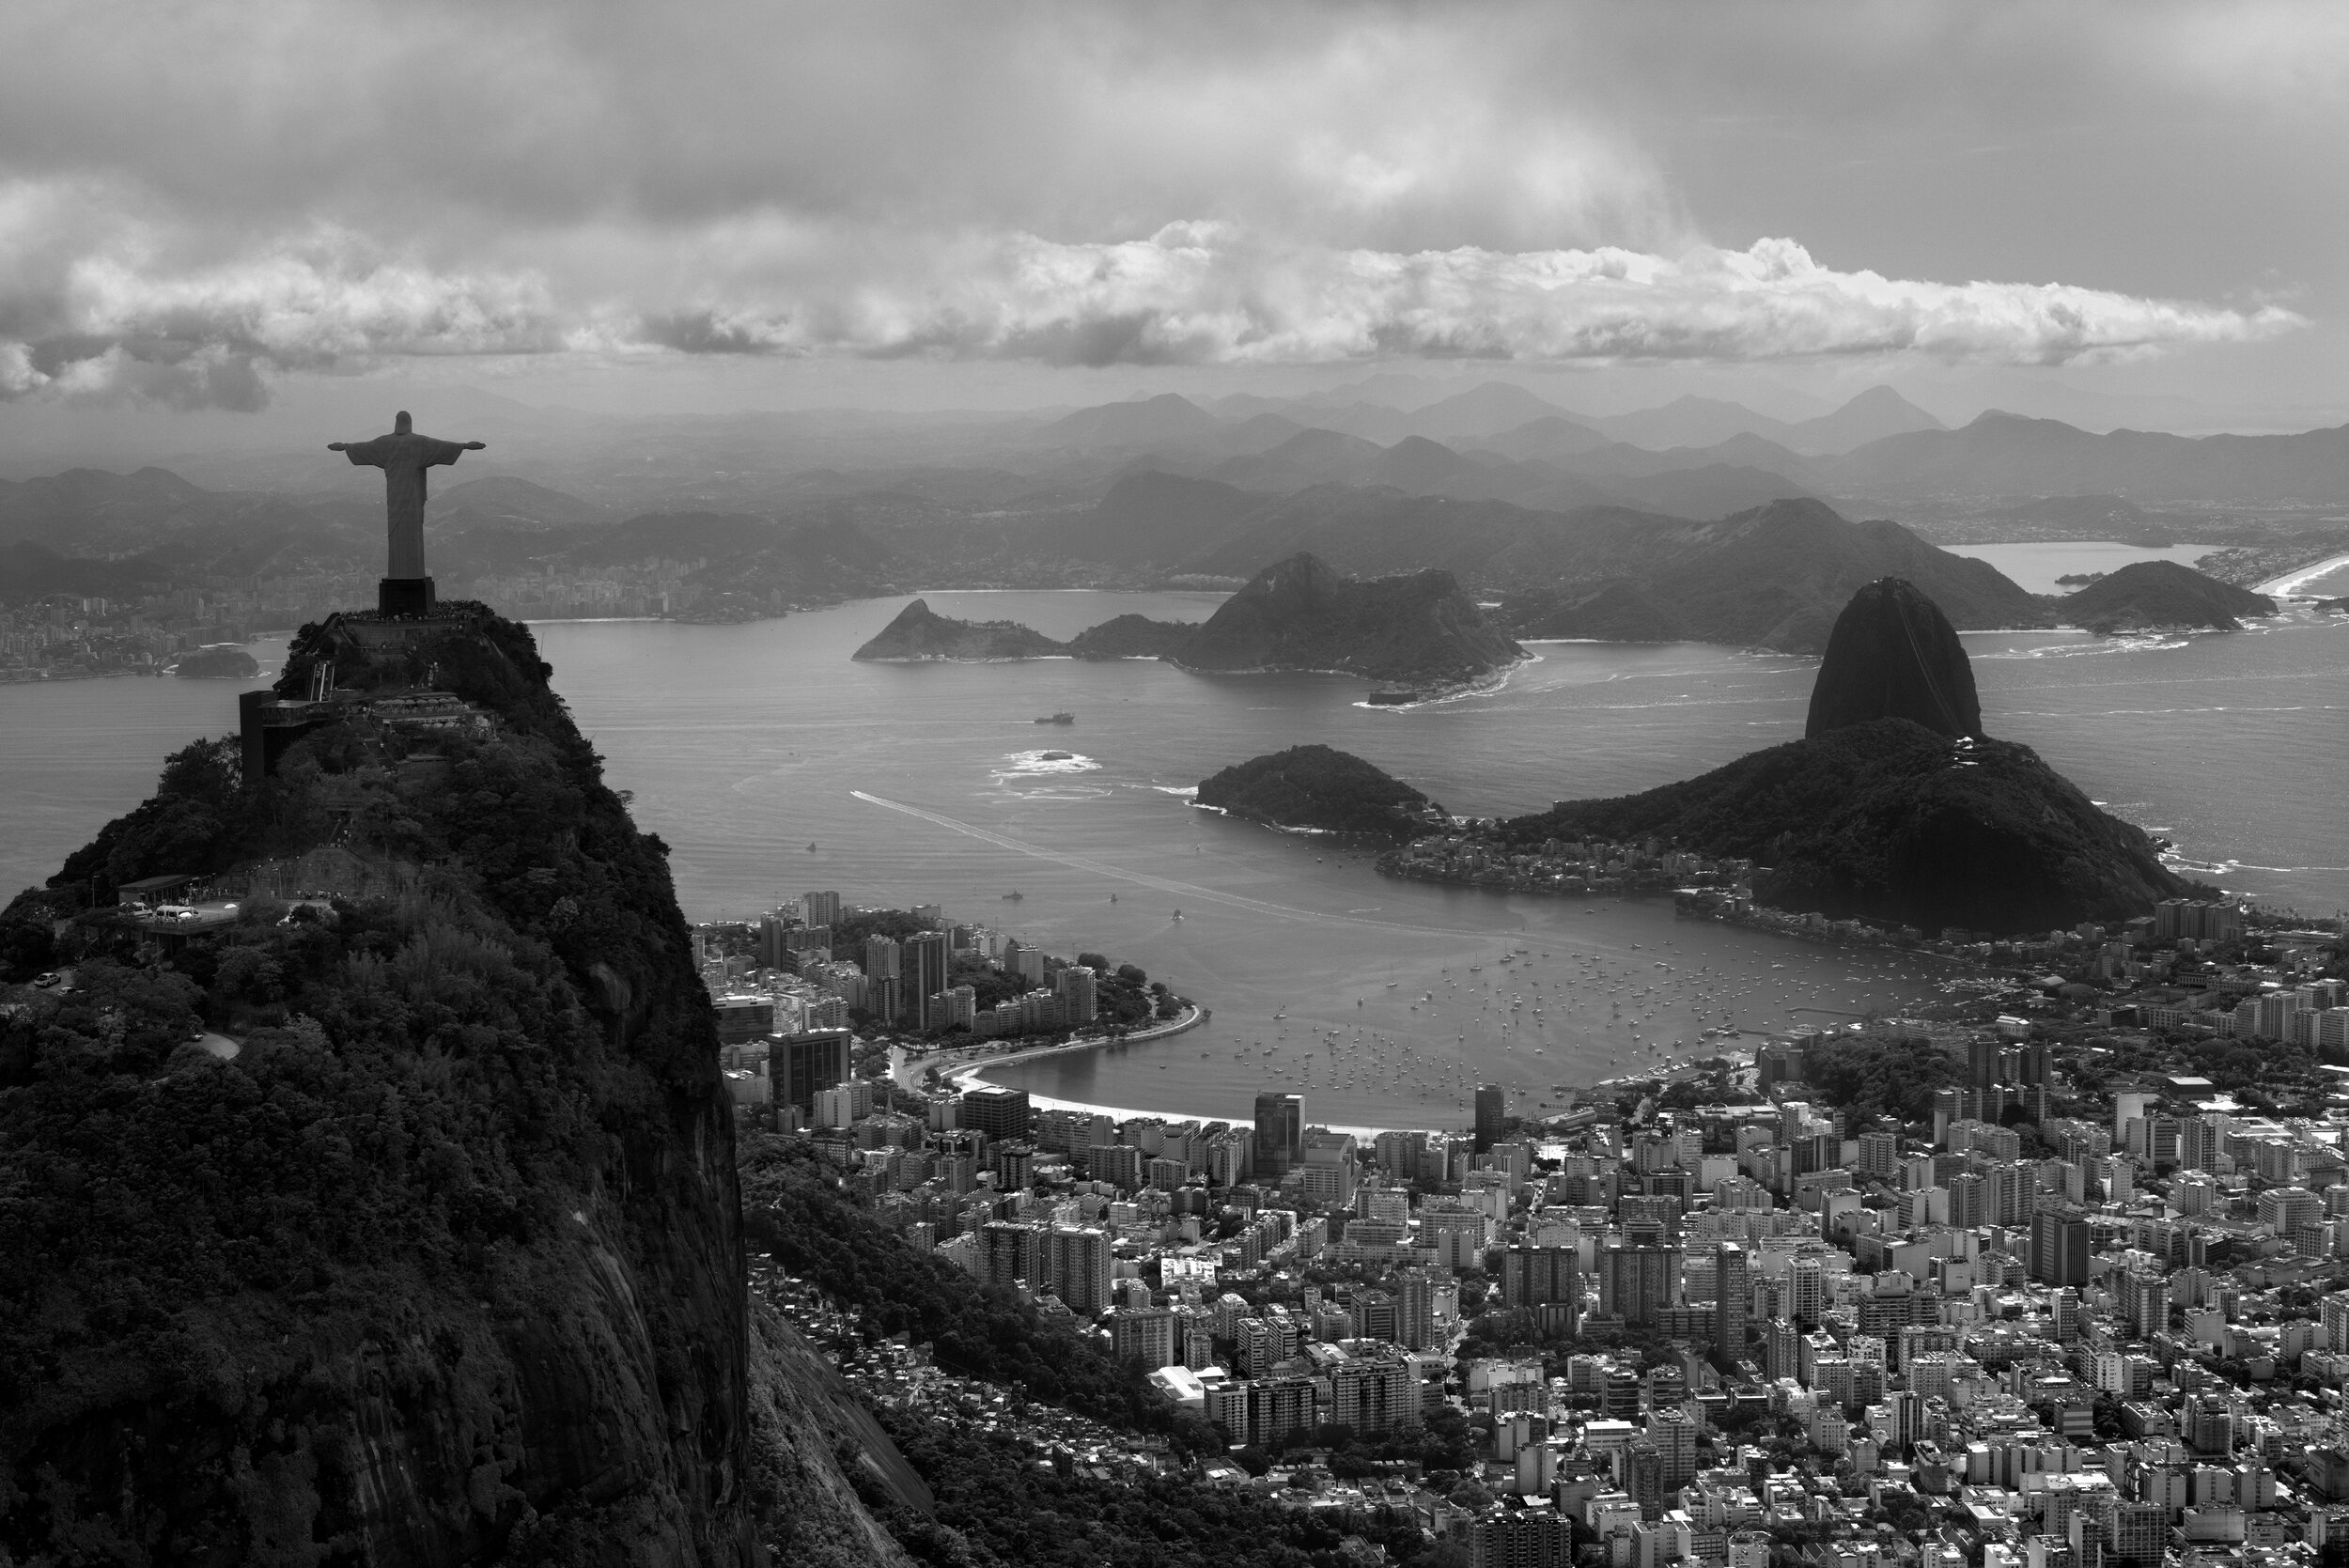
[5,594,2345,1132]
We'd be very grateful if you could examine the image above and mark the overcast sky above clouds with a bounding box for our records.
[4,0,2344,418]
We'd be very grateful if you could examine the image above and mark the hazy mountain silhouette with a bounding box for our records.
[1825,410,2349,500]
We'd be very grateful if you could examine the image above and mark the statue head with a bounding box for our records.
[394,410,413,434]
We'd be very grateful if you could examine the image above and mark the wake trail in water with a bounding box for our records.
[850,790,1493,939]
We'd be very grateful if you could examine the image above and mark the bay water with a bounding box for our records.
[5,588,2345,1132]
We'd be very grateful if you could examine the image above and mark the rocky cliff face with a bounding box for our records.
[851,598,1066,660]
[1175,552,1523,684]
[1804,577,1983,739]
[0,606,770,1565]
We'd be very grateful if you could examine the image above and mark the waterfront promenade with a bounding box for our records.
[887,1002,1207,1098]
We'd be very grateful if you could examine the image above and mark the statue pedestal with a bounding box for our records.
[379,577,437,617]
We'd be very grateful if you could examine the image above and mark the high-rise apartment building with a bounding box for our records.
[1598,1239,1681,1327]
[1048,1226,1112,1317]
[1474,1083,1506,1153]
[1394,1267,1439,1351]
[1206,1375,1317,1450]
[1110,1307,1176,1369]
[2032,1207,2092,1287]
[1053,964,1097,1030]
[770,1029,851,1119]
[1501,1245,1579,1316]
[801,891,842,928]
[1646,1405,1698,1489]
[1715,1242,1750,1365]
[960,1082,1032,1144]
[1330,1350,1421,1436]
[903,930,950,1029]
[1253,1093,1303,1179]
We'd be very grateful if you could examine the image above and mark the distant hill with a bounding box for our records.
[1064,613,1200,659]
[1603,464,1813,520]
[1175,552,1523,684]
[0,541,170,601]
[1212,427,1388,489]
[1781,385,1944,454]
[428,474,614,530]
[2060,561,2277,632]
[1039,393,1221,447]
[1504,498,2044,652]
[1473,415,1616,464]
[0,465,214,548]
[1405,381,1576,441]
[1588,396,1798,452]
[1040,471,1277,567]
[1575,385,1939,457]
[1826,411,2349,502]
[1197,745,1441,841]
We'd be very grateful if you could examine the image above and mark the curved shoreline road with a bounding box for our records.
[887,1003,1206,1097]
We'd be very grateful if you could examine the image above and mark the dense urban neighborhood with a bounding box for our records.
[714,888,2349,1568]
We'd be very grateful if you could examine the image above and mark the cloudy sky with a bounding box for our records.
[5,0,2344,427]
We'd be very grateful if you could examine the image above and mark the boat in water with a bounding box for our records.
[1034,711,1075,724]
[1002,890,1024,901]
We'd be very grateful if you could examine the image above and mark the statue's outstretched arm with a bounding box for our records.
[328,442,347,451]
[462,441,486,450]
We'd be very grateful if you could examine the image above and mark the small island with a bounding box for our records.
[2058,560,2276,633]
[171,644,260,679]
[851,598,1067,660]
[1195,744,1448,841]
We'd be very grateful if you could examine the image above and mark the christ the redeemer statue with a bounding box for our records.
[330,410,485,617]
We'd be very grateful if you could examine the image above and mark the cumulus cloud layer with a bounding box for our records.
[642,226,2300,367]
[0,200,2296,400]
[0,0,2332,407]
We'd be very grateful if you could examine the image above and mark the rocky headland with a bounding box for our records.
[849,552,1523,687]
[1194,744,1446,841]
[1172,553,1523,684]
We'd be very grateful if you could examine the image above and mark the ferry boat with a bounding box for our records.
[1034,711,1075,724]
